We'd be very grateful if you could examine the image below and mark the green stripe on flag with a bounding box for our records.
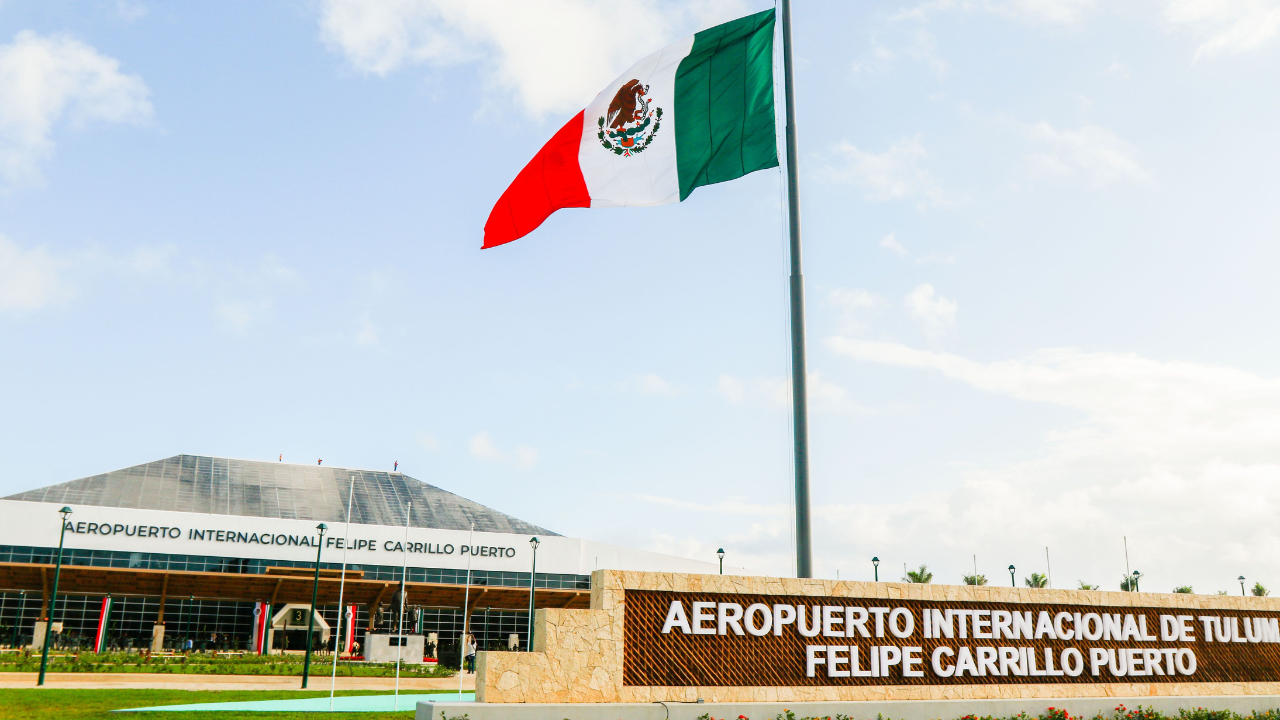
[674,8,779,202]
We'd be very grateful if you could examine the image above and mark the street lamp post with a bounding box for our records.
[12,591,26,649]
[872,557,879,582]
[717,549,725,575]
[526,537,540,651]
[301,523,327,689]
[1132,571,1141,593]
[1008,565,1016,588]
[1240,576,1247,596]
[37,507,72,686]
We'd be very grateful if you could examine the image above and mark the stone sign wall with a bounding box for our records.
[475,570,1280,704]
[625,590,1280,687]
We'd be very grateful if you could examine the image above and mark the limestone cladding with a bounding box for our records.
[476,570,1280,704]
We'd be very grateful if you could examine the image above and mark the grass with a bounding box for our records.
[0,688,438,719]
[0,651,454,677]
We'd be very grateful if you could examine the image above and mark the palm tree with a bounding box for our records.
[1173,586,1193,594]
[1077,581,1099,590]
[1119,575,1139,592]
[962,573,987,586]
[1253,583,1270,597]
[1025,573,1048,588]
[904,565,933,583]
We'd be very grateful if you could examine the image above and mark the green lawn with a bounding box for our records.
[0,689,436,719]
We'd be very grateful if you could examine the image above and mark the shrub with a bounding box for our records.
[1253,583,1270,597]
[1078,581,1099,590]
[1174,586,1193,594]
[962,573,987,586]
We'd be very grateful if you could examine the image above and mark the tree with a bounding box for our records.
[905,565,933,583]
[1253,583,1270,597]
[1173,586,1193,594]
[1078,581,1099,590]
[1025,573,1048,588]
[962,573,987,586]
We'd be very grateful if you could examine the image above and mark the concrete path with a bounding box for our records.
[0,671,475,691]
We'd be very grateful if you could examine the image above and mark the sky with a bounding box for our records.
[1,0,1279,595]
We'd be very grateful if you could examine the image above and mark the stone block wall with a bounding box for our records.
[475,570,1280,704]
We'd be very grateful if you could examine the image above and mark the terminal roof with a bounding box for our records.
[3,454,556,536]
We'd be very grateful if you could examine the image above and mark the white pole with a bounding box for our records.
[458,524,474,699]
[393,502,411,711]
[1045,547,1052,589]
[1124,536,1131,591]
[329,475,356,712]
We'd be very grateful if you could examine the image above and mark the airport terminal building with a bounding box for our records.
[0,454,717,655]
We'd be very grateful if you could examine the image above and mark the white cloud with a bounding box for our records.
[469,430,503,460]
[822,136,949,206]
[0,234,71,312]
[356,313,381,347]
[1026,122,1149,187]
[469,429,538,468]
[1165,0,1280,58]
[828,287,884,334]
[898,0,1280,59]
[0,31,152,190]
[717,372,860,412]
[879,232,908,257]
[851,35,896,74]
[214,299,269,333]
[893,0,1099,25]
[514,445,539,469]
[209,255,301,334]
[318,0,748,118]
[116,1,149,22]
[415,432,440,451]
[625,373,681,397]
[904,283,957,336]
[823,336,1280,590]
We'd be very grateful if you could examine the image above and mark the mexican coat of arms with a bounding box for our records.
[598,79,662,157]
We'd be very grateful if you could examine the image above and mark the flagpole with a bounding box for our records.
[778,0,812,578]
[329,475,356,711]
[393,501,410,711]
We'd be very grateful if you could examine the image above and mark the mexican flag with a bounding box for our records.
[483,8,779,248]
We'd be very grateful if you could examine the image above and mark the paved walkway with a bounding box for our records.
[0,672,476,691]
[121,692,474,712]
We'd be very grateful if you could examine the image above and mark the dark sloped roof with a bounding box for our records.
[3,455,556,536]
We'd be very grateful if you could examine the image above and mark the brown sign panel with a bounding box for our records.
[623,590,1280,687]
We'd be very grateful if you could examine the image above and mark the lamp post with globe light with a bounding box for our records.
[872,557,879,582]
[301,523,327,689]
[37,507,72,687]
[717,549,725,575]
[1241,576,1247,596]
[1008,565,1016,588]
[526,537,540,650]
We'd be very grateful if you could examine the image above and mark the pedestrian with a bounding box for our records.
[318,458,322,465]
[278,454,282,461]
[394,461,398,471]
[464,633,476,674]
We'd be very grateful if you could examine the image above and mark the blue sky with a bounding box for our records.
[2,0,1279,594]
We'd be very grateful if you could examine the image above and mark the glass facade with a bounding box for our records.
[0,591,533,654]
[0,544,587,651]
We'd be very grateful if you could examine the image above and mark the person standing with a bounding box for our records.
[463,633,476,674]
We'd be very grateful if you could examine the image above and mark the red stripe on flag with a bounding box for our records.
[483,111,590,248]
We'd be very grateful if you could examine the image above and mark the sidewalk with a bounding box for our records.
[0,671,476,691]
